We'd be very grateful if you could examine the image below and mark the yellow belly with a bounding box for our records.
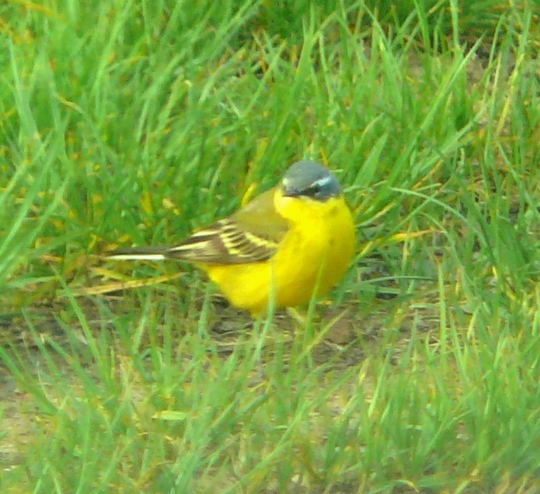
[202,196,355,315]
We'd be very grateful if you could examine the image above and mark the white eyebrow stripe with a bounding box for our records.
[314,175,333,187]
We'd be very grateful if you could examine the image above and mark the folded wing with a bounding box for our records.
[108,188,290,265]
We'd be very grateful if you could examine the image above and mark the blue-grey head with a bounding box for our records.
[281,160,343,201]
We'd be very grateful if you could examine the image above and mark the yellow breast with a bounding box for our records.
[203,189,355,315]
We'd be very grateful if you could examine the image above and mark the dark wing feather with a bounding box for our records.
[164,188,289,264]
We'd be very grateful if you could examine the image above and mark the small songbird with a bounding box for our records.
[107,160,355,315]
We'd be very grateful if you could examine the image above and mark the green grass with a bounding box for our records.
[1,0,540,492]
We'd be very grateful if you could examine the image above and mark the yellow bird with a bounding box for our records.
[107,161,355,315]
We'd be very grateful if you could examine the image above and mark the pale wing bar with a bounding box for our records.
[166,219,278,264]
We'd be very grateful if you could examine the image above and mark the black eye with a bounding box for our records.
[304,183,322,196]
